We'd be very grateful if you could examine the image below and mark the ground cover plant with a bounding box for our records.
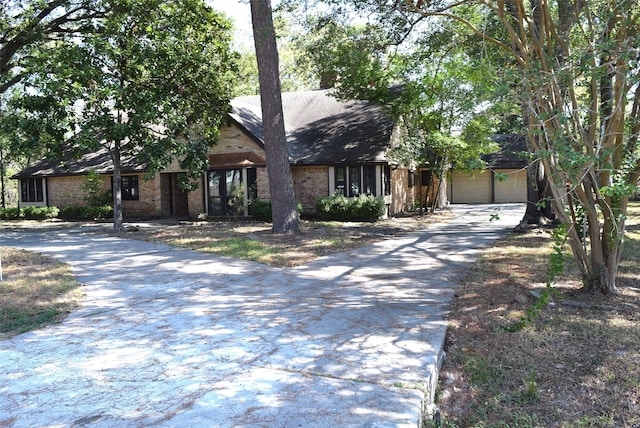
[0,247,82,339]
[435,203,640,427]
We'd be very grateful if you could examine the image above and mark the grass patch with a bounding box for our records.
[0,247,82,339]
[125,214,451,267]
[172,236,282,264]
[435,202,640,427]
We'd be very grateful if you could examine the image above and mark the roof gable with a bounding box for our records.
[230,90,394,165]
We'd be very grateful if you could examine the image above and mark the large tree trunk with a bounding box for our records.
[519,158,556,228]
[250,0,300,234]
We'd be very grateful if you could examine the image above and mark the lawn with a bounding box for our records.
[1,203,639,428]
[435,202,640,427]
[0,247,82,339]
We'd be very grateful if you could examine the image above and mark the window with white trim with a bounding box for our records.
[333,166,377,197]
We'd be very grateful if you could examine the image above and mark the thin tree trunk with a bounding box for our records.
[112,140,123,233]
[250,0,300,234]
[0,144,5,209]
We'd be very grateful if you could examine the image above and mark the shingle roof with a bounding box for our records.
[15,90,396,179]
[230,89,394,165]
[12,146,146,179]
[484,134,528,169]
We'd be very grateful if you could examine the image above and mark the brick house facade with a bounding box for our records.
[14,90,431,219]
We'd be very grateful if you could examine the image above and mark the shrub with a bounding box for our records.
[58,205,113,221]
[249,200,273,222]
[249,200,303,222]
[316,193,386,222]
[22,206,59,220]
[82,170,112,207]
[0,207,21,220]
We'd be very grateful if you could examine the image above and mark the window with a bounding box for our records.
[207,168,243,215]
[334,167,346,196]
[21,178,44,202]
[333,166,377,197]
[363,166,376,195]
[121,176,139,200]
[408,171,416,188]
[349,167,361,196]
[384,166,391,196]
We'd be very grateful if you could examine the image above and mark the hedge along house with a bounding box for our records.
[13,89,419,219]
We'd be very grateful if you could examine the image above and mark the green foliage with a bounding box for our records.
[0,206,59,220]
[22,206,59,220]
[58,205,113,221]
[4,0,238,231]
[316,193,385,222]
[249,200,303,222]
[250,200,274,222]
[0,207,20,220]
[82,170,111,207]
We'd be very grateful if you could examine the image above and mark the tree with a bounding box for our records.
[233,13,318,96]
[292,14,500,210]
[306,0,639,293]
[0,0,107,94]
[10,0,237,232]
[250,0,301,234]
[1,1,109,205]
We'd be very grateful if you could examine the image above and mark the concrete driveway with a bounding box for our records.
[0,204,524,427]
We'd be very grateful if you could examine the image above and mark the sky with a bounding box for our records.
[207,0,254,49]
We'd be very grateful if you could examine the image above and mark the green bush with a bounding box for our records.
[22,206,59,220]
[58,205,113,221]
[316,193,386,222]
[0,207,21,220]
[249,200,273,221]
[249,200,303,222]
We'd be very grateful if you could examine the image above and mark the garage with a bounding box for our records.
[448,171,492,203]
[449,134,529,204]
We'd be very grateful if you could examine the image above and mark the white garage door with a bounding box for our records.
[494,169,527,203]
[449,171,492,203]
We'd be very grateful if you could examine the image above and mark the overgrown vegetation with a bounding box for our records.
[315,193,386,222]
[0,247,82,339]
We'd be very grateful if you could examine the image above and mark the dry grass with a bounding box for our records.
[125,212,452,267]
[0,247,82,340]
[436,203,640,427]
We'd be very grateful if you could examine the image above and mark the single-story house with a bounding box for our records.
[13,90,527,219]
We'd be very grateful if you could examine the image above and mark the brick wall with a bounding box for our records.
[188,179,205,218]
[292,166,328,214]
[122,174,161,218]
[47,173,164,218]
[212,124,266,156]
[47,176,96,208]
[256,167,270,202]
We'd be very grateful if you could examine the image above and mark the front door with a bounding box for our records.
[160,173,189,218]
